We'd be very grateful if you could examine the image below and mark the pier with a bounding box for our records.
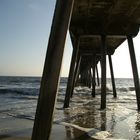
[31,0,140,140]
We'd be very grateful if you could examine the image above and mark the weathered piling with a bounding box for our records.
[74,55,82,87]
[80,60,89,87]
[31,0,75,140]
[64,38,80,108]
[87,66,92,88]
[100,35,107,110]
[84,69,89,87]
[108,55,117,98]
[100,111,106,131]
[95,64,100,86]
[70,55,82,97]
[92,56,96,97]
[127,36,140,110]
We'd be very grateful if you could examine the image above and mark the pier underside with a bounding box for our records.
[32,0,140,140]
[64,0,140,109]
[71,0,140,35]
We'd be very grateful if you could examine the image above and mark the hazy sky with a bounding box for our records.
[0,0,140,78]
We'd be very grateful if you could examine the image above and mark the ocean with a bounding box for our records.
[0,76,140,139]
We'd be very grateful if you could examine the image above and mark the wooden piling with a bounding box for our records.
[64,38,79,108]
[88,67,92,88]
[108,55,117,98]
[127,36,140,110]
[31,0,74,140]
[100,35,107,110]
[85,69,89,87]
[74,55,82,86]
[100,111,106,131]
[81,68,87,86]
[81,70,86,86]
[71,55,81,97]
[95,64,100,86]
[92,56,96,97]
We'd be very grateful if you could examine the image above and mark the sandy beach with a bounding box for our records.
[0,116,32,140]
[0,116,94,140]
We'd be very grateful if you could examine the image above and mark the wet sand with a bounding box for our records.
[52,89,140,140]
[0,137,30,140]
[0,117,94,140]
[0,88,140,140]
[0,108,140,140]
[0,116,32,140]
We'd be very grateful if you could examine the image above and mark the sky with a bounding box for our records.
[0,0,140,78]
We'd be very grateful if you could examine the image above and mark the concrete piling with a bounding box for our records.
[96,64,100,86]
[127,36,140,110]
[108,55,117,98]
[71,55,82,97]
[100,35,107,110]
[64,37,80,108]
[31,0,75,139]
[92,56,96,97]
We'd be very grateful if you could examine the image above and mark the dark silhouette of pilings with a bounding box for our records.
[31,0,74,140]
[64,38,80,108]
[74,55,82,87]
[108,55,117,98]
[100,35,107,110]
[96,64,100,86]
[82,68,88,86]
[87,64,92,88]
[92,56,96,97]
[63,35,140,112]
[80,68,85,85]
[70,54,82,97]
[127,36,140,110]
[78,58,88,86]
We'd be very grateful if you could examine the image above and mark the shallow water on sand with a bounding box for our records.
[54,89,139,139]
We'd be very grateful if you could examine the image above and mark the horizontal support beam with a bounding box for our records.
[80,35,127,39]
